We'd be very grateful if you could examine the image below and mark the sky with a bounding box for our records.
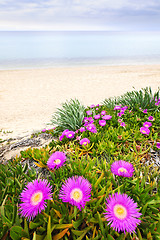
[0,0,160,31]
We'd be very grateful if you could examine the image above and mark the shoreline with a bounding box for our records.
[0,64,160,139]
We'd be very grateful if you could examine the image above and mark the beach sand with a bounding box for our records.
[0,64,160,139]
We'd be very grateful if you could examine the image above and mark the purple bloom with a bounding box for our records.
[60,129,70,140]
[156,142,160,149]
[140,127,150,135]
[121,106,128,111]
[148,116,154,121]
[86,124,97,133]
[94,114,101,120]
[114,105,121,110]
[65,131,75,139]
[102,115,112,120]
[59,176,92,210]
[143,121,152,128]
[59,135,64,141]
[90,104,95,108]
[76,136,81,141]
[117,112,124,117]
[104,193,141,233]
[79,127,86,133]
[120,122,126,127]
[111,160,134,177]
[143,109,148,114]
[101,110,106,115]
[19,179,52,220]
[47,151,66,170]
[118,119,122,123]
[99,120,106,127]
[80,138,90,146]
[86,110,92,115]
[42,129,46,132]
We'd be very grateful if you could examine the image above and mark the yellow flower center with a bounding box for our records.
[68,134,72,137]
[70,188,83,202]
[31,191,43,206]
[114,204,127,220]
[142,130,146,133]
[118,167,127,174]
[54,159,61,165]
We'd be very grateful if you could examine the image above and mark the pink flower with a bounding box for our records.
[156,142,160,149]
[86,110,92,115]
[80,138,90,146]
[79,127,85,133]
[118,119,122,123]
[111,160,134,178]
[101,110,106,115]
[102,115,112,120]
[114,105,121,110]
[99,120,106,126]
[120,122,126,127]
[148,116,154,121]
[59,176,92,211]
[76,136,81,141]
[143,109,148,114]
[42,129,46,132]
[104,193,141,233]
[140,127,150,135]
[94,114,101,120]
[65,131,75,139]
[90,104,95,108]
[19,179,52,220]
[143,122,152,128]
[47,151,66,170]
[86,124,97,133]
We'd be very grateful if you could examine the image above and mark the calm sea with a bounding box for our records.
[0,31,160,70]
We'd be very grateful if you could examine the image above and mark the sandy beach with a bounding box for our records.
[0,64,160,139]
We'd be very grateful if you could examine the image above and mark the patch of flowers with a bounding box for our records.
[1,88,160,240]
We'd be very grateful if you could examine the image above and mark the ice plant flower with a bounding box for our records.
[148,116,154,121]
[140,127,150,135]
[120,122,126,127]
[42,128,46,132]
[94,114,101,119]
[114,105,121,110]
[143,109,148,114]
[79,127,85,133]
[101,110,106,115]
[102,115,112,120]
[111,160,134,177]
[90,104,95,108]
[80,138,90,146]
[65,131,75,139]
[59,176,92,210]
[47,151,66,170]
[104,193,141,233]
[99,120,106,126]
[19,179,52,220]
[143,121,152,128]
[86,110,92,115]
[156,142,160,149]
[86,124,97,133]
[118,119,122,123]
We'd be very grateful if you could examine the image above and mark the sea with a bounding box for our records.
[0,31,160,70]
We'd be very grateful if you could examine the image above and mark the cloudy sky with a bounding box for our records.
[0,0,160,31]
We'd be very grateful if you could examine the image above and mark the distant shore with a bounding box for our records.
[0,64,160,139]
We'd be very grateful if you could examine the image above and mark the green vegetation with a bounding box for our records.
[0,87,160,240]
[50,99,85,134]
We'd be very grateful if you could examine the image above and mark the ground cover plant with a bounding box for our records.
[0,87,160,240]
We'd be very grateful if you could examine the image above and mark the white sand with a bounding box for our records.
[0,64,160,139]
